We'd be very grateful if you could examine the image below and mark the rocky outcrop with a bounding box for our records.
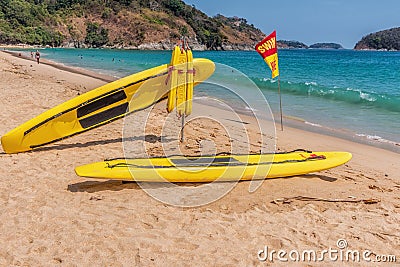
[354,27,400,51]
[220,44,254,51]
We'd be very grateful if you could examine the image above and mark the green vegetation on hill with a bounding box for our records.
[0,0,264,49]
[85,22,109,47]
[0,0,63,46]
[354,27,400,50]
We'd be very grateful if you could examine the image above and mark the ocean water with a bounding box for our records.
[16,48,400,149]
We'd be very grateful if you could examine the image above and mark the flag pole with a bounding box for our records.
[278,75,283,131]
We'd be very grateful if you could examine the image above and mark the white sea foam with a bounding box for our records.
[305,81,318,86]
[359,92,377,102]
[193,96,208,100]
[346,87,358,92]
[305,121,323,127]
[356,133,397,145]
[346,88,377,102]
[245,106,258,112]
[260,77,277,83]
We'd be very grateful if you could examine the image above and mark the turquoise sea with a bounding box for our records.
[16,48,400,150]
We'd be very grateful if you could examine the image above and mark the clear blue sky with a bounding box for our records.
[184,0,399,48]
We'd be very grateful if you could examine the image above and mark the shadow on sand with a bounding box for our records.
[33,134,174,152]
[68,173,337,193]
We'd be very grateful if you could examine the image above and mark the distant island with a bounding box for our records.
[277,41,343,49]
[277,40,308,49]
[354,27,400,51]
[309,43,343,49]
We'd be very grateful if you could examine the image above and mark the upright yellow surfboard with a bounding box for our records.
[185,49,194,116]
[166,46,187,113]
[166,45,194,116]
[175,49,188,116]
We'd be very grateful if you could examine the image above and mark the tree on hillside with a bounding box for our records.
[85,22,109,47]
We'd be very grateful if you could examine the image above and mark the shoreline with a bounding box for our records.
[0,49,399,265]
[281,114,400,154]
[2,49,115,83]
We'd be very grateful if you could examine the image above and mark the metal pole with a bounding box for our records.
[181,115,185,142]
[278,76,283,131]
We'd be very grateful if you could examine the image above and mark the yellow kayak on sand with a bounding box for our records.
[1,58,215,153]
[75,151,352,182]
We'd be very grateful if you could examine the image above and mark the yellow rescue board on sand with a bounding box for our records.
[1,58,215,154]
[75,151,352,183]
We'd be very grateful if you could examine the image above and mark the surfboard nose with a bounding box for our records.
[1,131,27,154]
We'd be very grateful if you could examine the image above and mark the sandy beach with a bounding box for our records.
[0,51,399,266]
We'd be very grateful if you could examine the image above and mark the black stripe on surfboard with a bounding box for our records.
[79,103,128,129]
[23,70,168,137]
[105,150,313,161]
[29,96,167,150]
[77,90,127,118]
[171,157,240,165]
[107,156,326,169]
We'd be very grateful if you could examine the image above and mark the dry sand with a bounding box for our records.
[0,51,399,266]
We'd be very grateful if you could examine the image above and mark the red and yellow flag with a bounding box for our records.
[255,30,279,78]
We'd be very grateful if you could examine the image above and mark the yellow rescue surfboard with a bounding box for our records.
[75,151,352,182]
[1,58,215,153]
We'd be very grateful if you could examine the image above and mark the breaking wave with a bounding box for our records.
[252,78,400,113]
